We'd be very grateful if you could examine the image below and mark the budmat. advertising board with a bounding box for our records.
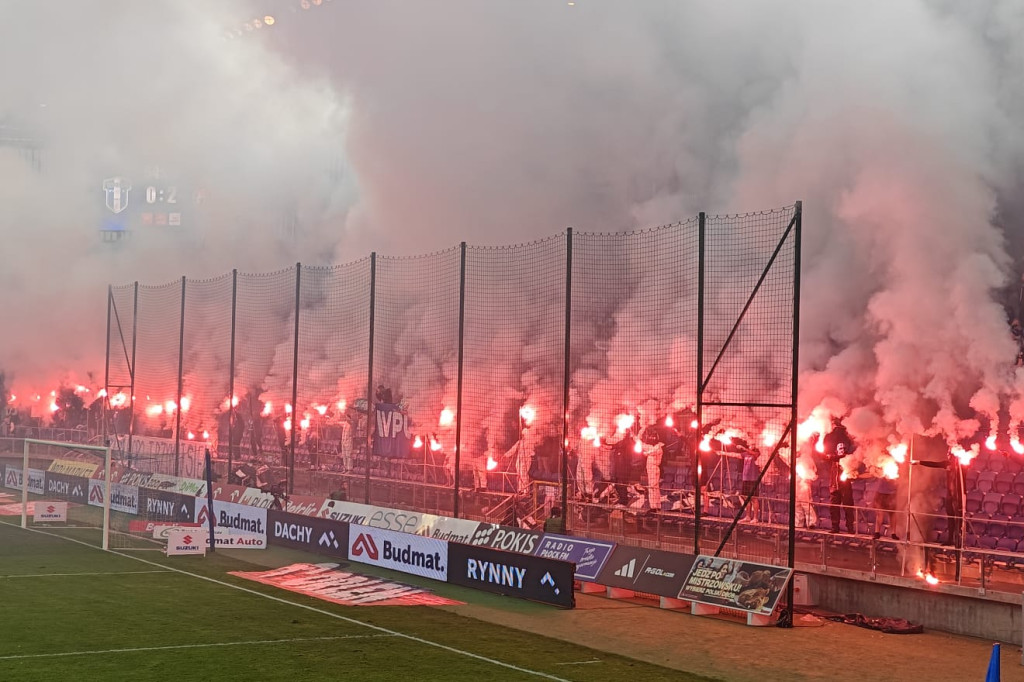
[348,526,448,581]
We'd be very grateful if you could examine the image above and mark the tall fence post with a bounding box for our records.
[174,276,186,478]
[227,269,238,481]
[364,253,377,504]
[695,211,706,556]
[103,287,112,446]
[561,228,573,529]
[783,201,803,626]
[289,263,301,494]
[454,243,467,518]
[128,282,138,459]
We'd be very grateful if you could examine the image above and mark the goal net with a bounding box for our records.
[1,439,115,549]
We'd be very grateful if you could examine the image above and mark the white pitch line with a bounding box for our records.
[1,570,171,579]
[0,635,394,661]
[555,660,602,665]
[12,526,571,682]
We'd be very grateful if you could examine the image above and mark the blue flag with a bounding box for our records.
[985,642,1000,682]
[372,403,411,458]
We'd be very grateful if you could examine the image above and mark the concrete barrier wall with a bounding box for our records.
[805,571,1022,643]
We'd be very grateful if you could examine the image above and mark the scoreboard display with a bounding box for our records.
[100,166,203,238]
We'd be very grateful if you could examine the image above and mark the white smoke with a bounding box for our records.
[4,0,1024,460]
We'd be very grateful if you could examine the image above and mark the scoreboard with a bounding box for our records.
[100,166,203,239]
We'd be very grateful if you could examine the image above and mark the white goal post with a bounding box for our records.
[19,438,112,550]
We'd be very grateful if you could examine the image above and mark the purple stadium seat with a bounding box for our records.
[982,492,1002,515]
[966,490,984,514]
[986,519,1008,539]
[995,472,1015,494]
[988,455,1006,473]
[965,533,979,548]
[1014,472,1024,496]
[1008,517,1024,540]
[996,537,1019,553]
[1001,493,1022,517]
[1003,458,1023,475]
[976,471,997,493]
[977,535,999,550]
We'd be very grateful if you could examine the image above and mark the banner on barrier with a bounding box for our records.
[4,467,45,495]
[448,542,575,608]
[467,524,543,555]
[33,501,68,523]
[677,555,793,615]
[165,528,207,555]
[533,534,615,582]
[348,525,448,581]
[139,489,195,522]
[44,472,89,505]
[47,459,99,478]
[194,499,267,540]
[596,545,695,597]
[268,509,349,559]
[86,480,140,514]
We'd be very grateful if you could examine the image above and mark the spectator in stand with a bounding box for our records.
[824,418,856,534]
[740,447,761,522]
[544,506,565,533]
[872,473,899,540]
[640,427,664,513]
[795,472,818,529]
[1011,318,1024,366]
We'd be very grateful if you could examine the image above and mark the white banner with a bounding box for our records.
[33,500,68,523]
[87,480,139,514]
[5,467,48,494]
[347,526,448,581]
[194,499,267,540]
[3,466,21,490]
[122,435,208,480]
[165,528,207,556]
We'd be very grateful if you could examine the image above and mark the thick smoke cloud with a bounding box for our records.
[3,0,1024,459]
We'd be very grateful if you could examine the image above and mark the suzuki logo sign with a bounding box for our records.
[351,533,379,560]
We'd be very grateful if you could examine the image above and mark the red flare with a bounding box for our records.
[519,405,536,425]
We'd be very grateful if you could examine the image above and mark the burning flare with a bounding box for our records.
[439,408,454,427]
[519,405,536,426]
